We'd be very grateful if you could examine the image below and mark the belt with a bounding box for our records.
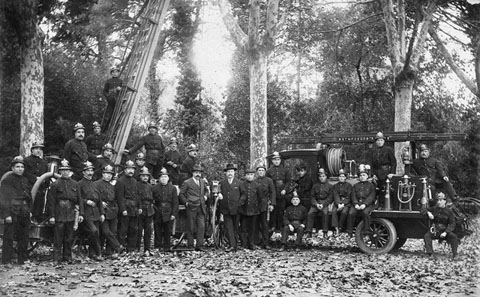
[275,180,284,186]
[59,200,73,207]
[11,199,28,206]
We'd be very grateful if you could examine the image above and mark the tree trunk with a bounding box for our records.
[393,78,414,174]
[249,51,268,167]
[20,26,44,156]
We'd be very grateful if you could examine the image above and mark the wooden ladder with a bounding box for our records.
[107,0,171,164]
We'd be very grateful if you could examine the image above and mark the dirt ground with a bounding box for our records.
[1,223,479,297]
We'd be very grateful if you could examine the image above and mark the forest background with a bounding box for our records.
[0,0,479,197]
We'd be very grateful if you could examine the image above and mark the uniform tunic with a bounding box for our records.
[296,175,313,206]
[63,139,94,180]
[352,181,376,206]
[94,179,117,220]
[79,178,104,221]
[368,145,396,180]
[333,182,352,206]
[239,180,262,216]
[23,155,48,186]
[165,149,183,185]
[422,205,458,257]
[282,204,308,245]
[85,133,107,155]
[0,173,32,264]
[152,182,178,250]
[47,177,84,222]
[255,176,276,212]
[179,155,195,183]
[116,175,139,216]
[310,182,333,207]
[128,134,166,167]
[93,156,114,181]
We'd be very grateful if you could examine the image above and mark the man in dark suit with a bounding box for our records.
[217,163,242,252]
[179,164,210,251]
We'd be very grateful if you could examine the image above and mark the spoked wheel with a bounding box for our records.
[355,218,397,255]
[212,217,229,248]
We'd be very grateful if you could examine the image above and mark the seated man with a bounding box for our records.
[280,193,307,251]
[411,144,458,202]
[331,169,352,236]
[305,168,333,238]
[347,168,376,237]
[422,192,459,260]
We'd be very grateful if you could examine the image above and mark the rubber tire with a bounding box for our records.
[393,238,407,250]
[355,218,397,255]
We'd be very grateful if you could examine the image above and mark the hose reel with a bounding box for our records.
[326,147,346,176]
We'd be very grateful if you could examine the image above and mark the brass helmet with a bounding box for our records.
[82,161,94,171]
[125,160,136,168]
[338,169,347,177]
[73,123,85,132]
[58,159,71,171]
[159,168,169,177]
[102,143,115,152]
[186,144,199,152]
[103,165,115,174]
[92,121,101,129]
[271,151,281,160]
[375,132,385,140]
[139,166,150,176]
[11,156,24,166]
[136,152,146,160]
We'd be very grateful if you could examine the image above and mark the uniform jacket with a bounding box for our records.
[352,181,376,206]
[310,181,333,207]
[152,182,178,222]
[296,175,313,201]
[128,134,166,165]
[266,165,291,192]
[369,145,396,180]
[115,175,139,216]
[179,155,195,181]
[47,177,84,222]
[165,149,183,175]
[79,178,104,221]
[421,205,456,233]
[239,180,261,216]
[218,177,242,215]
[138,181,155,217]
[93,157,114,181]
[23,155,48,186]
[412,157,447,184]
[0,173,32,219]
[179,177,209,214]
[94,179,118,220]
[283,204,308,226]
[255,176,276,212]
[103,77,123,100]
[333,181,352,206]
[85,133,107,155]
[63,139,95,177]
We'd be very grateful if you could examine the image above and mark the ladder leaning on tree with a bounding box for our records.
[106,0,171,164]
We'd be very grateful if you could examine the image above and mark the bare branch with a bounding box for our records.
[216,0,248,49]
[409,0,438,67]
[429,27,479,98]
[315,12,382,34]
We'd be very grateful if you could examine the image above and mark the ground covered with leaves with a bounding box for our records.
[1,219,479,297]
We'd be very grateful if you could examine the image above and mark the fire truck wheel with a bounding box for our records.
[355,218,397,255]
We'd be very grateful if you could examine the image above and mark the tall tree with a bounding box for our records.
[218,0,285,166]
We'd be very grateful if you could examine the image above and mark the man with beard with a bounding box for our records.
[179,164,209,251]
[152,168,178,252]
[85,121,107,156]
[217,163,242,252]
[116,160,141,252]
[47,159,84,264]
[255,162,276,249]
[63,123,96,181]
[0,156,32,265]
[78,161,104,261]
[24,142,48,221]
[94,165,123,257]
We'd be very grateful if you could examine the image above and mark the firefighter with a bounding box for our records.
[137,166,155,256]
[23,142,48,222]
[164,137,183,186]
[125,123,166,179]
[152,168,178,252]
[93,143,115,181]
[411,144,458,202]
[179,144,199,184]
[103,66,123,130]
[85,121,107,156]
[280,193,307,251]
[0,156,32,265]
[116,160,141,252]
[133,152,146,181]
[94,165,123,257]
[78,161,104,260]
[217,163,242,252]
[255,162,276,249]
[331,169,352,236]
[239,168,262,250]
[266,151,291,233]
[347,168,376,237]
[422,192,459,260]
[47,159,84,264]
[305,168,333,238]
[179,164,209,251]
[368,132,396,204]
[63,123,96,181]
[295,163,314,209]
